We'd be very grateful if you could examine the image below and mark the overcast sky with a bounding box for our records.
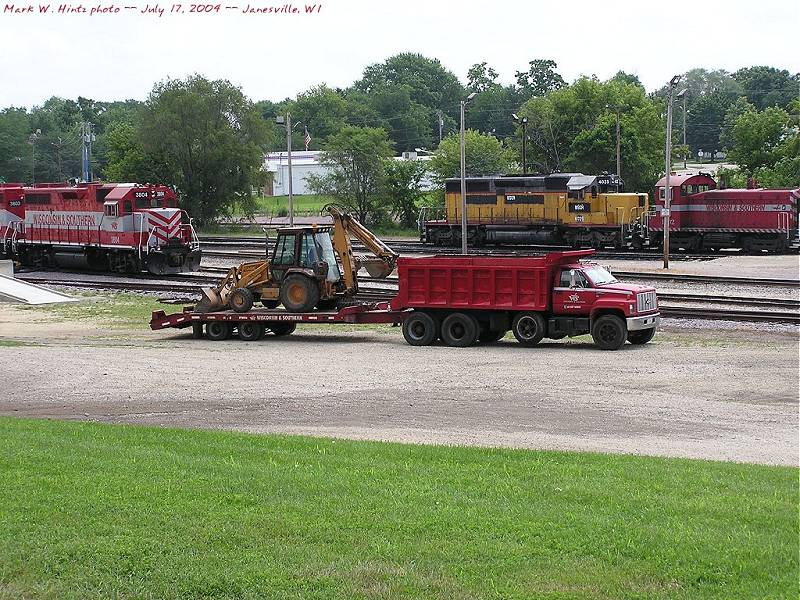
[2,0,798,107]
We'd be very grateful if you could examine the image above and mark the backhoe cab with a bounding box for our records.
[196,205,398,313]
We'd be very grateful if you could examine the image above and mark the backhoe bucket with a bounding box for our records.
[364,261,393,279]
[195,287,224,313]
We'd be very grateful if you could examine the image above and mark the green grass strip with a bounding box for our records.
[0,417,796,599]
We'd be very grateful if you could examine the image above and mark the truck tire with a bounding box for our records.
[627,328,655,345]
[205,321,230,341]
[440,312,479,347]
[512,312,546,346]
[592,315,627,350]
[268,322,297,337]
[230,287,254,313]
[402,311,438,346]
[238,322,263,341]
[280,275,319,312]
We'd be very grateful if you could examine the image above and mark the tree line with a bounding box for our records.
[0,54,797,225]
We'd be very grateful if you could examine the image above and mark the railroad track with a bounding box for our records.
[17,274,800,324]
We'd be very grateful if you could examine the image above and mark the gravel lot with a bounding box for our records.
[1,308,797,467]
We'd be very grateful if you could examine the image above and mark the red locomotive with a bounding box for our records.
[0,182,201,273]
[643,173,800,252]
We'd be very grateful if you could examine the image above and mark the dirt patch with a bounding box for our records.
[1,306,797,466]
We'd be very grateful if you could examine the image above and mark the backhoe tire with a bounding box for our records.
[512,312,546,346]
[268,322,297,337]
[230,287,254,313]
[402,311,438,346]
[440,312,479,347]
[205,321,230,341]
[238,322,263,341]
[592,314,627,350]
[627,327,655,345]
[280,275,319,312]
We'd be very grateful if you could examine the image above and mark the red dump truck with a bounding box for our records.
[150,250,659,350]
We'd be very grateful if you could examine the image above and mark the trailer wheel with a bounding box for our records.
[512,312,546,346]
[440,312,479,347]
[238,322,263,341]
[280,275,319,312]
[230,288,254,313]
[268,322,297,337]
[205,321,230,341]
[627,328,655,345]
[192,322,204,339]
[592,315,627,350]
[402,311,438,346]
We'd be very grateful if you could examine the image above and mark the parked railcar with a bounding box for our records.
[0,182,201,273]
[642,173,799,252]
[419,173,648,249]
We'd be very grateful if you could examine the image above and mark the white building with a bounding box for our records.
[263,150,436,196]
[263,151,330,196]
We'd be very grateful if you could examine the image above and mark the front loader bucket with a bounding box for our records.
[195,287,224,313]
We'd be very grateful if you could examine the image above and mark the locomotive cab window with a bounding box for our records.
[103,201,119,218]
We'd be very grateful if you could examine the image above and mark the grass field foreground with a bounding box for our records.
[0,418,797,599]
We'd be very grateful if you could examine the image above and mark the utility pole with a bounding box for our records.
[436,110,443,145]
[81,122,94,182]
[615,109,621,177]
[663,76,684,270]
[680,91,688,169]
[511,113,528,174]
[28,130,39,184]
[283,113,294,227]
[53,137,64,181]
[459,93,477,254]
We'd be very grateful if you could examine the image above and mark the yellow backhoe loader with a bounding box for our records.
[195,205,399,313]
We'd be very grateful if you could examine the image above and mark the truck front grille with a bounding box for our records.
[637,291,657,313]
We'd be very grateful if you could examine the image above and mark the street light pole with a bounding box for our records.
[511,113,528,174]
[459,92,477,254]
[681,91,688,169]
[285,112,294,227]
[663,76,682,270]
[615,109,621,177]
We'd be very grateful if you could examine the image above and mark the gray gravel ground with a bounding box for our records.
[0,313,797,467]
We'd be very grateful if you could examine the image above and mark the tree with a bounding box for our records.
[515,59,566,98]
[103,121,166,183]
[733,66,800,111]
[381,158,426,227]
[288,84,348,148]
[727,106,793,173]
[137,75,272,225]
[0,108,31,183]
[467,62,499,92]
[306,126,394,224]
[429,130,514,184]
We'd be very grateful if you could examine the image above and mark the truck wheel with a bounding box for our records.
[440,312,479,347]
[627,328,655,345]
[402,311,438,346]
[512,312,546,346]
[205,321,230,341]
[268,322,297,337]
[238,322,263,341]
[592,315,627,350]
[230,288,254,313]
[280,275,319,312]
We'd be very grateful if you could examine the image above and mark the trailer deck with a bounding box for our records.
[150,301,410,340]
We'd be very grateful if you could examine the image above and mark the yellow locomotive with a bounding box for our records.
[419,173,648,248]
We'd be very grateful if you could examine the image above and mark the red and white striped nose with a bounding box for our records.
[146,209,182,243]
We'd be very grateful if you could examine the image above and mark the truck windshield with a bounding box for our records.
[583,266,618,286]
[315,232,341,282]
